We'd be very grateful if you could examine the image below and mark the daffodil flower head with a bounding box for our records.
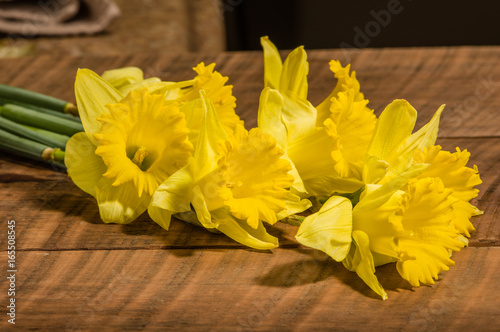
[94,89,193,198]
[391,178,465,286]
[297,176,468,300]
[176,62,242,133]
[259,38,376,196]
[150,91,295,249]
[98,63,242,138]
[65,69,193,224]
[324,88,376,179]
[276,87,374,196]
[203,124,295,228]
[414,145,483,237]
[295,99,482,300]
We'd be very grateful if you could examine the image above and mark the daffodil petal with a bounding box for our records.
[276,192,312,220]
[287,127,363,195]
[372,252,398,267]
[363,99,417,183]
[148,205,174,231]
[415,146,482,202]
[355,163,428,212]
[149,165,194,230]
[212,209,279,250]
[118,77,164,95]
[316,60,365,126]
[451,200,480,237]
[383,105,445,181]
[192,184,217,229]
[401,105,445,153]
[296,196,353,261]
[287,154,308,194]
[101,67,144,90]
[343,230,388,300]
[280,46,309,100]
[304,172,365,197]
[256,88,307,194]
[353,183,403,258]
[257,87,288,148]
[65,132,106,198]
[281,92,317,142]
[180,98,204,147]
[325,89,376,179]
[260,36,283,90]
[75,68,124,145]
[366,99,417,160]
[363,155,390,185]
[194,90,228,180]
[95,177,150,224]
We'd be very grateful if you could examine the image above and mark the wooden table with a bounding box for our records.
[0,47,499,331]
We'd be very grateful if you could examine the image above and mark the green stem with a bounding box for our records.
[0,84,77,115]
[53,149,65,162]
[0,97,81,123]
[0,116,68,150]
[0,128,66,167]
[1,128,46,160]
[281,214,306,227]
[22,125,70,149]
[0,104,83,137]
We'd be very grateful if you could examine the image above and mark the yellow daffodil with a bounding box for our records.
[260,36,315,144]
[100,63,242,141]
[285,87,376,196]
[178,62,244,151]
[65,69,193,224]
[296,99,482,299]
[149,91,295,249]
[175,62,241,132]
[257,37,316,212]
[413,145,482,238]
[259,37,375,197]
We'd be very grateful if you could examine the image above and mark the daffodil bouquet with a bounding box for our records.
[0,37,482,300]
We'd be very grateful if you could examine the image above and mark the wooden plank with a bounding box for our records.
[0,137,496,250]
[0,247,498,331]
[0,47,498,332]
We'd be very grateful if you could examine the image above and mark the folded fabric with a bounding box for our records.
[0,0,120,36]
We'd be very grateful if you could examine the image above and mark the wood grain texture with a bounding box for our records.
[0,248,499,331]
[0,47,499,331]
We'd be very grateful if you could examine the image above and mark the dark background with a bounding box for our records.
[224,0,500,51]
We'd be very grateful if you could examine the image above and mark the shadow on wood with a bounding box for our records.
[255,247,413,300]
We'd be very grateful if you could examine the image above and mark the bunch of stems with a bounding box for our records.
[0,84,82,168]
